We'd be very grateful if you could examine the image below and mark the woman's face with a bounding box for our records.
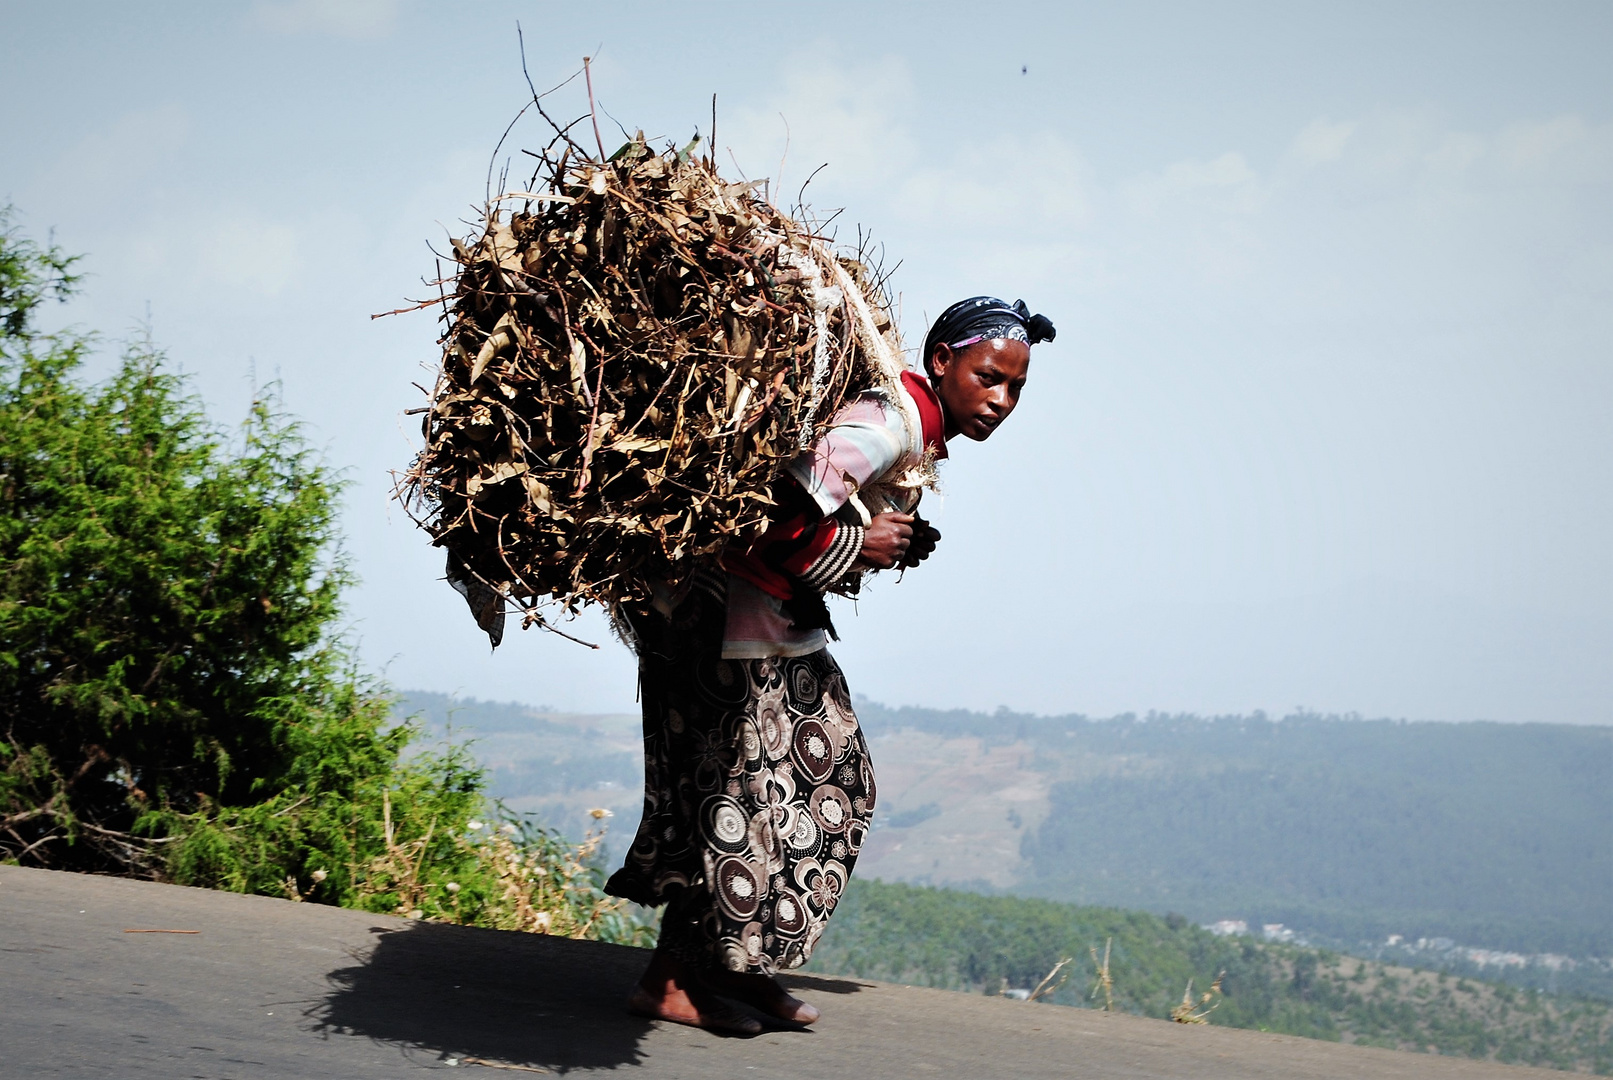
[929,338,1031,441]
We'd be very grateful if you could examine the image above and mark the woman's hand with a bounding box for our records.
[900,515,942,568]
[858,512,915,569]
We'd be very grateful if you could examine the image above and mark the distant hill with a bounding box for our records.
[805,879,1613,1073]
[394,690,644,863]
[393,691,1612,965]
[856,702,1612,959]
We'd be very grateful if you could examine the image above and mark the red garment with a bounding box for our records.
[900,370,949,458]
[724,374,945,604]
[723,487,840,601]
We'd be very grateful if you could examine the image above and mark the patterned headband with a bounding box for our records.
[947,322,1031,350]
[923,296,1056,369]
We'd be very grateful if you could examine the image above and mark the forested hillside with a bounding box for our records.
[856,702,1611,958]
[804,880,1612,1073]
[396,691,1611,968]
[396,691,643,857]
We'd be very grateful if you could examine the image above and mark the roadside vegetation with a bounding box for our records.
[807,879,1612,1073]
[0,208,648,946]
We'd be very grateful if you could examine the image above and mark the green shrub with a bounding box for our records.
[0,210,354,867]
[0,207,649,947]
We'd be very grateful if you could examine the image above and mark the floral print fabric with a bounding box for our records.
[606,584,875,973]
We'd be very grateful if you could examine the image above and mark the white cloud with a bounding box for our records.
[248,0,398,39]
[1311,109,1613,193]
[34,105,191,197]
[723,53,1100,236]
[897,136,1094,234]
[122,210,302,299]
[1113,151,1266,286]
[1290,118,1357,167]
[885,135,1101,296]
[1494,114,1613,180]
[1420,130,1486,177]
[727,59,1613,324]
[720,54,1103,307]
[724,54,918,205]
[197,215,302,296]
[1125,151,1263,219]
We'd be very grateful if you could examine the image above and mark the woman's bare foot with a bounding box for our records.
[628,952,763,1036]
[704,968,822,1025]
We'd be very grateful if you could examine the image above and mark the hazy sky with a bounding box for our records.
[3,2,1610,722]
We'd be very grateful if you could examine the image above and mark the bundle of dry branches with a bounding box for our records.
[397,102,905,644]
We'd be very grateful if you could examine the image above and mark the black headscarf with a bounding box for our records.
[922,296,1056,373]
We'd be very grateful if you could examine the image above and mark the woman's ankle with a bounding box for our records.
[638,950,692,993]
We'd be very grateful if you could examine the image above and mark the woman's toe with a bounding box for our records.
[784,996,820,1024]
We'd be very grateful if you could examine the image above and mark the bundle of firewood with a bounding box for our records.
[397,128,905,643]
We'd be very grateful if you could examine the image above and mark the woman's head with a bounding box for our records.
[922,297,1056,441]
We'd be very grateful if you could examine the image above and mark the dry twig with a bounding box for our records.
[1171,971,1226,1024]
[1029,956,1074,1002]
[1090,938,1115,1011]
[393,107,908,643]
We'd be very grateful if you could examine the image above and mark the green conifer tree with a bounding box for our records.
[0,207,649,944]
[0,205,395,880]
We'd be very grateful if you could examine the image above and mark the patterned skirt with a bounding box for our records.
[605,582,876,973]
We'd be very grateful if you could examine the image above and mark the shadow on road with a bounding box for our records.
[780,972,871,995]
[314,921,655,1072]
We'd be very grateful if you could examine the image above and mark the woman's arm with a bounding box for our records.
[726,391,936,593]
[723,480,864,598]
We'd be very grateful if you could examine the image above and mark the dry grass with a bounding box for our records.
[1090,937,1115,1011]
[360,794,646,943]
[1170,972,1225,1024]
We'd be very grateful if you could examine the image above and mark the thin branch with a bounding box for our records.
[516,25,589,160]
[485,100,536,205]
[371,297,449,321]
[527,614,602,650]
[774,113,791,209]
[797,162,829,211]
[582,56,605,161]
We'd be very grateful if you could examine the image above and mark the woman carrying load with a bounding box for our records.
[607,296,1057,1034]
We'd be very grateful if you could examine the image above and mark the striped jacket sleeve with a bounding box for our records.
[723,392,907,599]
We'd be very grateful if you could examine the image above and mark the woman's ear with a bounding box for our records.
[929,342,954,381]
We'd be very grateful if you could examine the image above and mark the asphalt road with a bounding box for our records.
[1,866,1550,1079]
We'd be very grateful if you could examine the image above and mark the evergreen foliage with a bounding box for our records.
[0,209,648,946]
[855,700,1613,957]
[0,206,357,873]
[808,880,1613,1072]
